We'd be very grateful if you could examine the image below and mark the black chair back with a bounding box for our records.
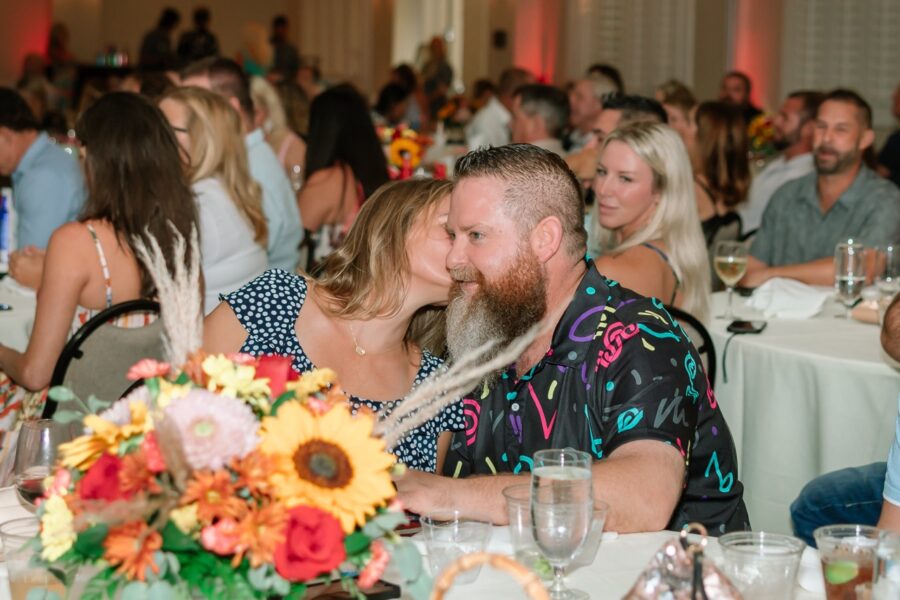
[665,305,717,390]
[43,299,161,418]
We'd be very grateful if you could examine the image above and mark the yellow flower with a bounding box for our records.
[202,355,271,399]
[388,138,421,168]
[59,402,153,470]
[284,368,337,402]
[156,379,192,409]
[40,495,75,561]
[259,403,395,533]
[170,503,199,534]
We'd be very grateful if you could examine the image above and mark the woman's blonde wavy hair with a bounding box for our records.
[314,178,453,355]
[162,86,268,247]
[598,122,711,321]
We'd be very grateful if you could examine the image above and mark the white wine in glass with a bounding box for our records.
[714,241,748,319]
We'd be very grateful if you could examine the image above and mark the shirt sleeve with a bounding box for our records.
[595,316,700,460]
[855,186,900,248]
[749,188,782,265]
[15,170,67,249]
[884,396,900,505]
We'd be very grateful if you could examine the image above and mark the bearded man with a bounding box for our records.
[396,144,749,535]
[742,89,900,288]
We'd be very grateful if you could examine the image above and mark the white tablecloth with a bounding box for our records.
[708,291,900,534]
[0,279,36,353]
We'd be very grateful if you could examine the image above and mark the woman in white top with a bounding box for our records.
[160,86,268,313]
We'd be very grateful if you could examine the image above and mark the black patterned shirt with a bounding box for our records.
[442,263,750,534]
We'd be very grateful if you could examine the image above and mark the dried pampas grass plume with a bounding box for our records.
[132,224,203,367]
[375,323,543,450]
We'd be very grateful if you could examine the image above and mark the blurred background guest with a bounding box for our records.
[720,70,762,125]
[139,7,181,70]
[298,84,389,269]
[236,21,272,77]
[593,122,710,320]
[421,36,453,119]
[270,14,300,82]
[687,101,750,245]
[250,76,307,180]
[566,73,619,152]
[372,82,411,127]
[509,83,569,156]
[465,67,533,149]
[655,79,696,145]
[159,87,267,314]
[177,7,219,65]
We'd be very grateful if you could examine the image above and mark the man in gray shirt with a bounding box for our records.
[743,89,900,287]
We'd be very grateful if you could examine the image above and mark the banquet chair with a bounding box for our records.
[665,305,717,390]
[42,299,162,418]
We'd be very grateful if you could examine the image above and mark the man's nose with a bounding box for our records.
[446,237,467,271]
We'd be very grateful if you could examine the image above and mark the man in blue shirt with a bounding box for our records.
[790,293,900,544]
[181,58,303,272]
[0,88,85,251]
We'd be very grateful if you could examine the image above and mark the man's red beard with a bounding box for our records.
[446,248,547,364]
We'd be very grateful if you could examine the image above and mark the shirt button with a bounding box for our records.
[511,403,520,411]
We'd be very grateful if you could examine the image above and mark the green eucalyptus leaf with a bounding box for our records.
[247,565,268,591]
[52,410,84,425]
[86,395,110,414]
[48,387,75,403]
[343,531,371,556]
[271,574,291,597]
[361,511,408,537]
[25,590,62,600]
[120,581,149,600]
[147,580,176,600]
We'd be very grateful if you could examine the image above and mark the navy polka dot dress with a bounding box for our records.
[221,269,465,473]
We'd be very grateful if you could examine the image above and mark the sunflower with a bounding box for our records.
[388,137,421,169]
[259,403,395,533]
[103,521,162,582]
[235,502,288,568]
[181,470,247,524]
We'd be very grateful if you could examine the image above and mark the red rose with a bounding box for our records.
[274,506,346,581]
[255,355,298,397]
[78,454,131,501]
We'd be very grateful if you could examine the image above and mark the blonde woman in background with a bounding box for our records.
[250,76,307,187]
[159,87,268,314]
[593,122,711,321]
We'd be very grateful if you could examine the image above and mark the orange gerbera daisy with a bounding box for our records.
[103,521,162,582]
[181,471,246,523]
[232,451,277,498]
[119,452,162,497]
[235,502,288,568]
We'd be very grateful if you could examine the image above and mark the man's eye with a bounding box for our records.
[447,231,456,241]
[469,231,484,241]
[620,176,632,183]
[596,168,607,177]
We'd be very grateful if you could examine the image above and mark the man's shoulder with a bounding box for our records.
[20,143,82,187]
[858,167,900,205]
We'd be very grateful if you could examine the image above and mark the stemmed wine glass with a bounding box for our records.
[714,241,748,320]
[531,449,593,599]
[14,419,74,506]
[834,240,866,319]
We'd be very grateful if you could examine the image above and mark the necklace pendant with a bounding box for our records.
[355,345,367,356]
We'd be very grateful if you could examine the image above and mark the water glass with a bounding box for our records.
[532,448,593,490]
[1,517,65,598]
[569,502,609,571]
[421,511,491,584]
[714,241,749,319]
[814,524,881,599]
[873,531,900,600]
[531,480,593,600]
[875,245,899,297]
[503,484,551,579]
[718,531,805,599]
[834,241,867,318]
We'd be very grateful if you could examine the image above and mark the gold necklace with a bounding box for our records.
[347,323,366,356]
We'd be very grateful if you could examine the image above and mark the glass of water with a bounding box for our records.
[421,510,491,584]
[531,480,593,600]
[834,240,867,318]
[718,531,805,599]
[874,531,900,600]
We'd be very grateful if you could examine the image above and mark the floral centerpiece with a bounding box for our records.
[377,125,428,180]
[747,113,777,165]
[32,353,429,599]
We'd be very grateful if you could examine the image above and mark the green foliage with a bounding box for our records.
[74,524,109,560]
[362,511,407,538]
[269,390,297,415]
[343,531,371,557]
[160,522,200,553]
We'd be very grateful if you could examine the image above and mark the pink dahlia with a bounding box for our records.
[164,390,259,471]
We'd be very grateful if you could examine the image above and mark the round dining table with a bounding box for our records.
[707,291,900,534]
[0,278,37,353]
[0,485,823,599]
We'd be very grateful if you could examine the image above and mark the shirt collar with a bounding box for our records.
[802,165,875,212]
[245,128,265,148]
[13,132,49,178]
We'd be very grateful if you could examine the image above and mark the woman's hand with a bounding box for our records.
[9,246,46,290]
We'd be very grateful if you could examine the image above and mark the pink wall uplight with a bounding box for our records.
[730,0,783,112]
[0,0,53,86]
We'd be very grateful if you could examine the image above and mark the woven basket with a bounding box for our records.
[430,552,549,600]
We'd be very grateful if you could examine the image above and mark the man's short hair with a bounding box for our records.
[498,68,534,96]
[601,94,667,126]
[0,87,38,131]
[182,57,253,119]
[454,144,586,257]
[724,70,752,95]
[582,74,619,104]
[514,84,570,138]
[272,15,288,29]
[158,8,180,30]
[657,79,696,112]
[472,79,495,99]
[586,63,624,94]
[786,90,825,124]
[820,88,873,129]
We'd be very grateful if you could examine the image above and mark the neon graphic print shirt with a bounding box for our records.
[443,263,750,535]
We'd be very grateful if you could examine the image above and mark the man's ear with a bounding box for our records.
[530,215,564,263]
[859,127,875,152]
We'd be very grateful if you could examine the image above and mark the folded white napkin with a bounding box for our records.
[797,546,825,594]
[746,278,831,319]
[0,276,36,299]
